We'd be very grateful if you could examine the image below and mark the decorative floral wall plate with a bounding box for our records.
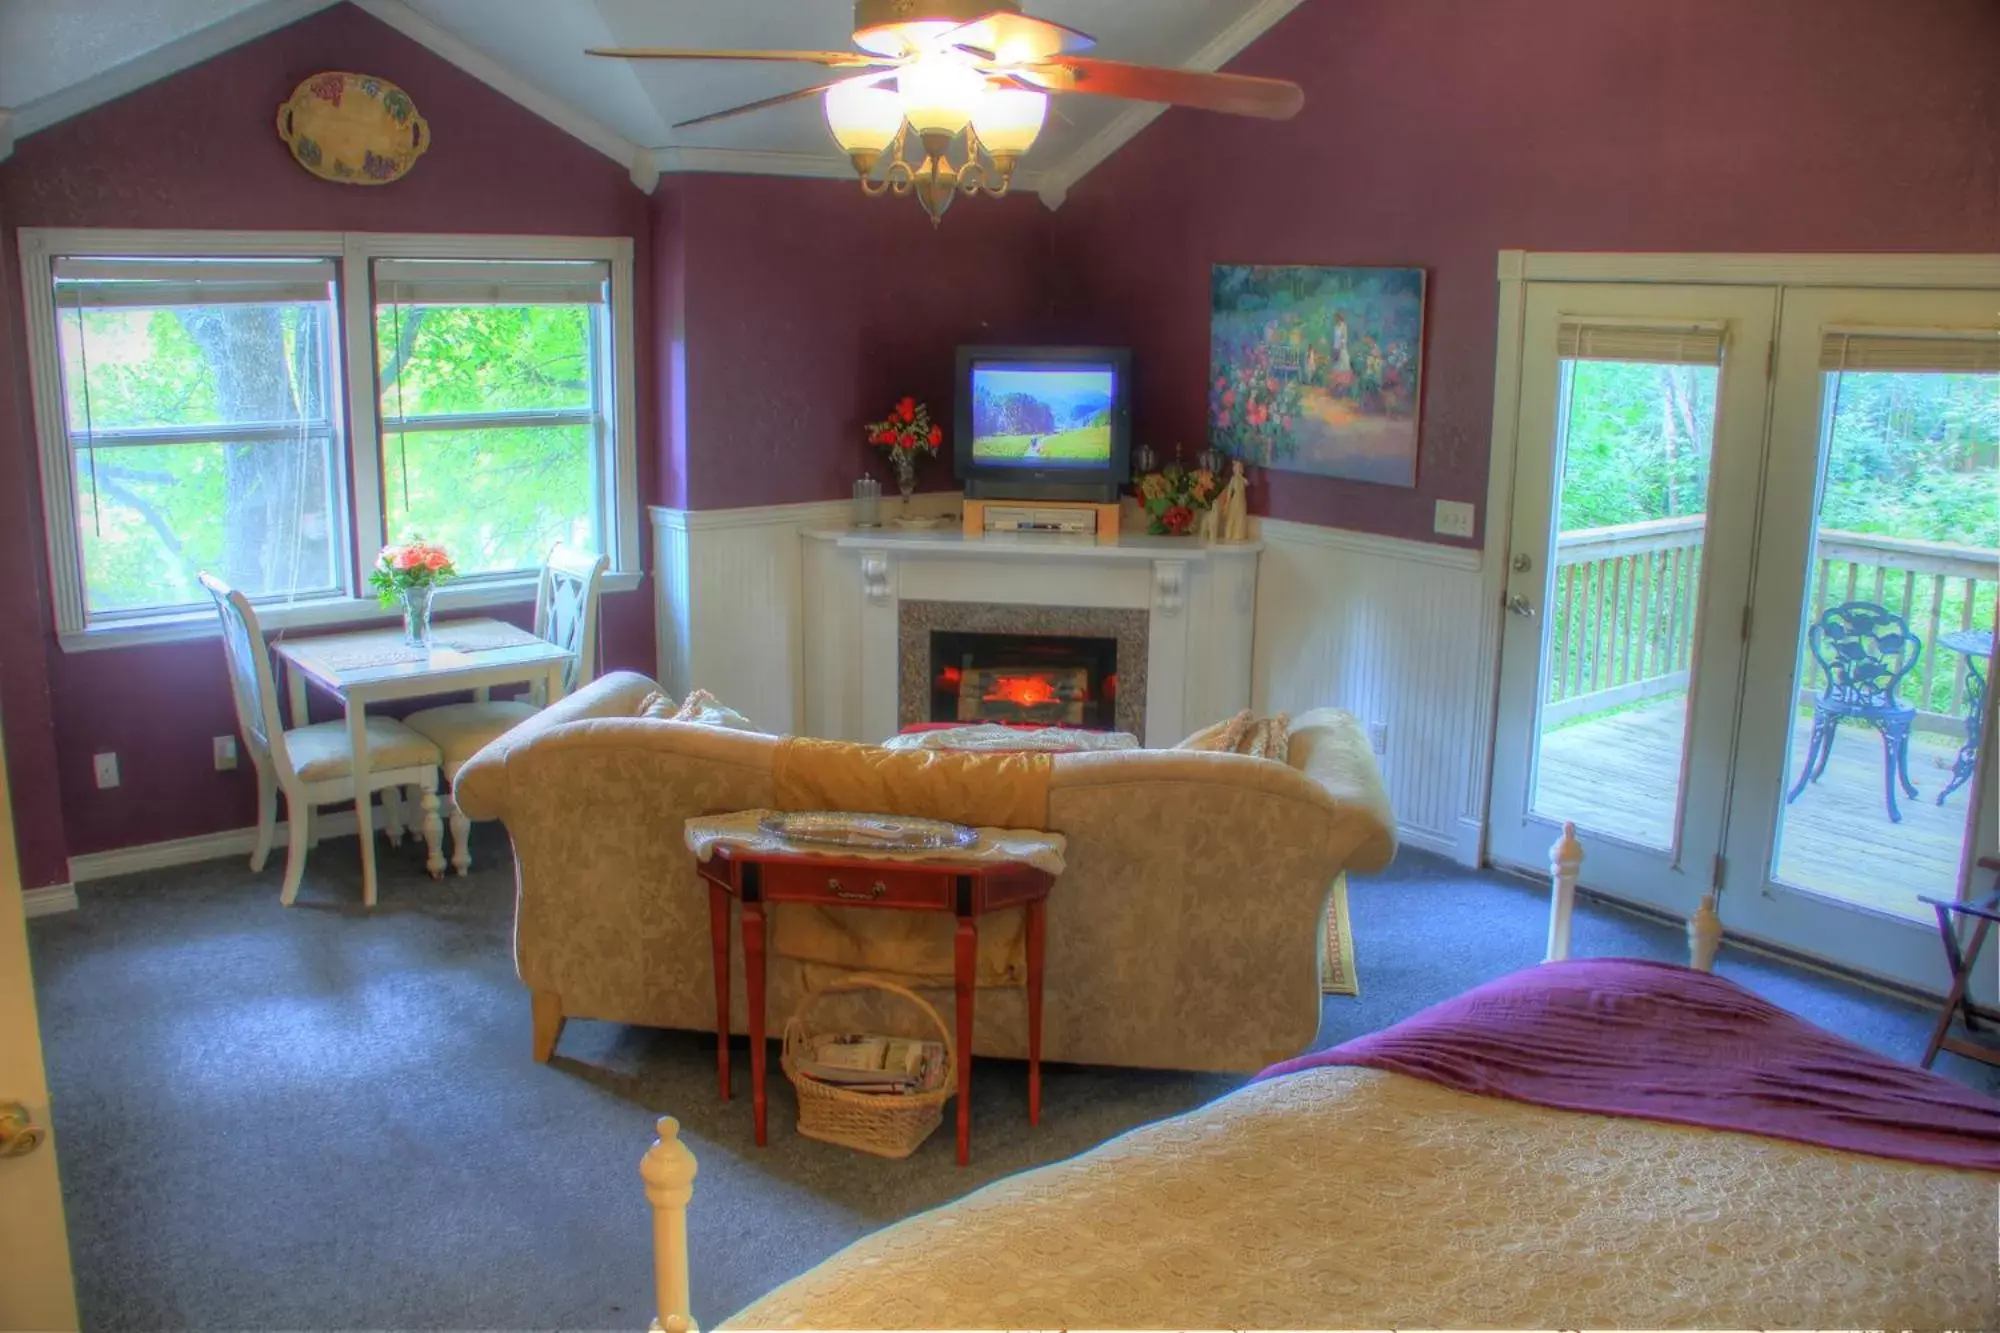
[276,71,429,186]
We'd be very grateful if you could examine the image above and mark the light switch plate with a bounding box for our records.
[213,735,238,771]
[1434,500,1476,539]
[93,752,119,789]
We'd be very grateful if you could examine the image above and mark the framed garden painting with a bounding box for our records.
[1209,264,1425,487]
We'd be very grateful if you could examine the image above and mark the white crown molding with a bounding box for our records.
[650,499,854,533]
[352,0,656,192]
[8,0,341,139]
[1256,515,1483,571]
[651,145,856,183]
[647,144,1054,202]
[1031,0,1308,209]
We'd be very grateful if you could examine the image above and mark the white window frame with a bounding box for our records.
[18,228,642,652]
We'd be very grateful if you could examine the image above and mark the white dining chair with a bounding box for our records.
[201,573,446,905]
[403,544,610,873]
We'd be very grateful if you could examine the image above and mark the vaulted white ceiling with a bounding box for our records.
[0,0,1303,201]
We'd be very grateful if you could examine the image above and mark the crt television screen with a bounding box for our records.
[969,362,1118,469]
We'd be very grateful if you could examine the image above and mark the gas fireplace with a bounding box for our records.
[927,630,1119,729]
[898,600,1150,738]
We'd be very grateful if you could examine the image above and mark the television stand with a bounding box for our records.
[962,498,1122,542]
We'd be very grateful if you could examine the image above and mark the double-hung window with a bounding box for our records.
[46,255,345,623]
[19,231,638,648]
[373,259,613,579]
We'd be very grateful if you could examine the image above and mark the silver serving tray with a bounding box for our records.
[758,811,978,851]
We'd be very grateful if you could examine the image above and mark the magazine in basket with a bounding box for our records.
[799,1033,948,1095]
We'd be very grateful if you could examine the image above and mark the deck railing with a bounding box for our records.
[1546,517,1997,731]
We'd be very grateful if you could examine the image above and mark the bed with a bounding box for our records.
[640,957,2000,1330]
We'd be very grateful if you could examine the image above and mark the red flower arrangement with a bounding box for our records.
[866,396,943,500]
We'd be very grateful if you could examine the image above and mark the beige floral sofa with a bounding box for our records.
[454,672,1396,1074]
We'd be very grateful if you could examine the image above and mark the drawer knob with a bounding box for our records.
[830,878,887,902]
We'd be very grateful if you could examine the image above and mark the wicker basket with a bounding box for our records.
[780,974,956,1159]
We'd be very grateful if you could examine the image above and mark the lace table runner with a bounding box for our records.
[433,622,544,653]
[281,621,547,673]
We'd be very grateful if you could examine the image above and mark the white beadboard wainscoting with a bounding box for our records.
[1252,519,1493,865]
[652,504,1494,865]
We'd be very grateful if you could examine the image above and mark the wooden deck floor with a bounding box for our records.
[1535,694,1974,921]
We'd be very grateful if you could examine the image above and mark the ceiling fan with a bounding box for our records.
[589,0,1306,225]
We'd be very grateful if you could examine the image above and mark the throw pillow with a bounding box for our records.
[643,688,762,732]
[1174,709,1291,764]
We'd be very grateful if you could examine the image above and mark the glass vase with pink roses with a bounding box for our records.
[368,538,460,647]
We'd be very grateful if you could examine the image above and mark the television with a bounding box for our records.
[955,346,1132,502]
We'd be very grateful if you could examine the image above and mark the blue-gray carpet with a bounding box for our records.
[28,835,1994,1331]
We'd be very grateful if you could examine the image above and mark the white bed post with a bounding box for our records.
[1545,821,1581,962]
[1688,892,1723,973]
[641,1116,700,1333]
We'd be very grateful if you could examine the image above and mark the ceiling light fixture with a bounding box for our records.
[824,59,1045,226]
[593,1,1306,229]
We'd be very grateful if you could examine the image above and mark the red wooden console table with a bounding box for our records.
[695,844,1056,1165]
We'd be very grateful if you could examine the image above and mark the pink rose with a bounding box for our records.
[424,551,448,571]
[391,548,418,570]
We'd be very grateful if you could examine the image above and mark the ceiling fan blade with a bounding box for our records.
[588,47,889,69]
[671,73,887,132]
[944,12,1094,63]
[1024,57,1304,120]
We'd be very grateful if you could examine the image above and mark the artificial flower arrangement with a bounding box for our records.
[369,538,459,646]
[866,396,944,500]
[1135,460,1222,536]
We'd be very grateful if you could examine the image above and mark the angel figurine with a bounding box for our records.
[1220,459,1250,542]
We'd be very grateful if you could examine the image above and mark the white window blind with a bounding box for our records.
[52,257,336,308]
[47,253,344,622]
[1557,321,1728,366]
[1819,328,2000,374]
[373,259,608,306]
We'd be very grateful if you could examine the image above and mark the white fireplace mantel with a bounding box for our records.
[802,527,1261,746]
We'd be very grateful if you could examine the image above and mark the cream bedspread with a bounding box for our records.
[726,1066,1998,1329]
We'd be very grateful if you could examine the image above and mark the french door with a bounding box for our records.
[1491,273,2000,992]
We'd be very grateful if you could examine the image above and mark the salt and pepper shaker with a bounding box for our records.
[852,475,882,528]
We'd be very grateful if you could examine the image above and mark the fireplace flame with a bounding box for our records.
[984,674,1064,708]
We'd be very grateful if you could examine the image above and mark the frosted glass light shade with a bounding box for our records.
[823,80,904,154]
[899,56,985,137]
[971,87,1046,156]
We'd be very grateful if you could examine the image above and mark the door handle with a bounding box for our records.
[1506,594,1537,618]
[0,1102,45,1158]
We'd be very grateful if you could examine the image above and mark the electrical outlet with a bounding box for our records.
[214,735,238,771]
[93,752,119,789]
[1434,500,1476,540]
[1368,721,1389,756]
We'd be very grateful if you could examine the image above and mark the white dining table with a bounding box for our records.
[272,616,573,906]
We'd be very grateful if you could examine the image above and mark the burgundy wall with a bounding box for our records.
[1048,0,2000,546]
[0,209,69,888]
[671,174,1060,509]
[0,3,656,870]
[6,0,1995,873]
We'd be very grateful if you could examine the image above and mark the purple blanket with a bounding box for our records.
[1261,958,2000,1172]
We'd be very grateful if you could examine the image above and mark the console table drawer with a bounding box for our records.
[756,862,953,910]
